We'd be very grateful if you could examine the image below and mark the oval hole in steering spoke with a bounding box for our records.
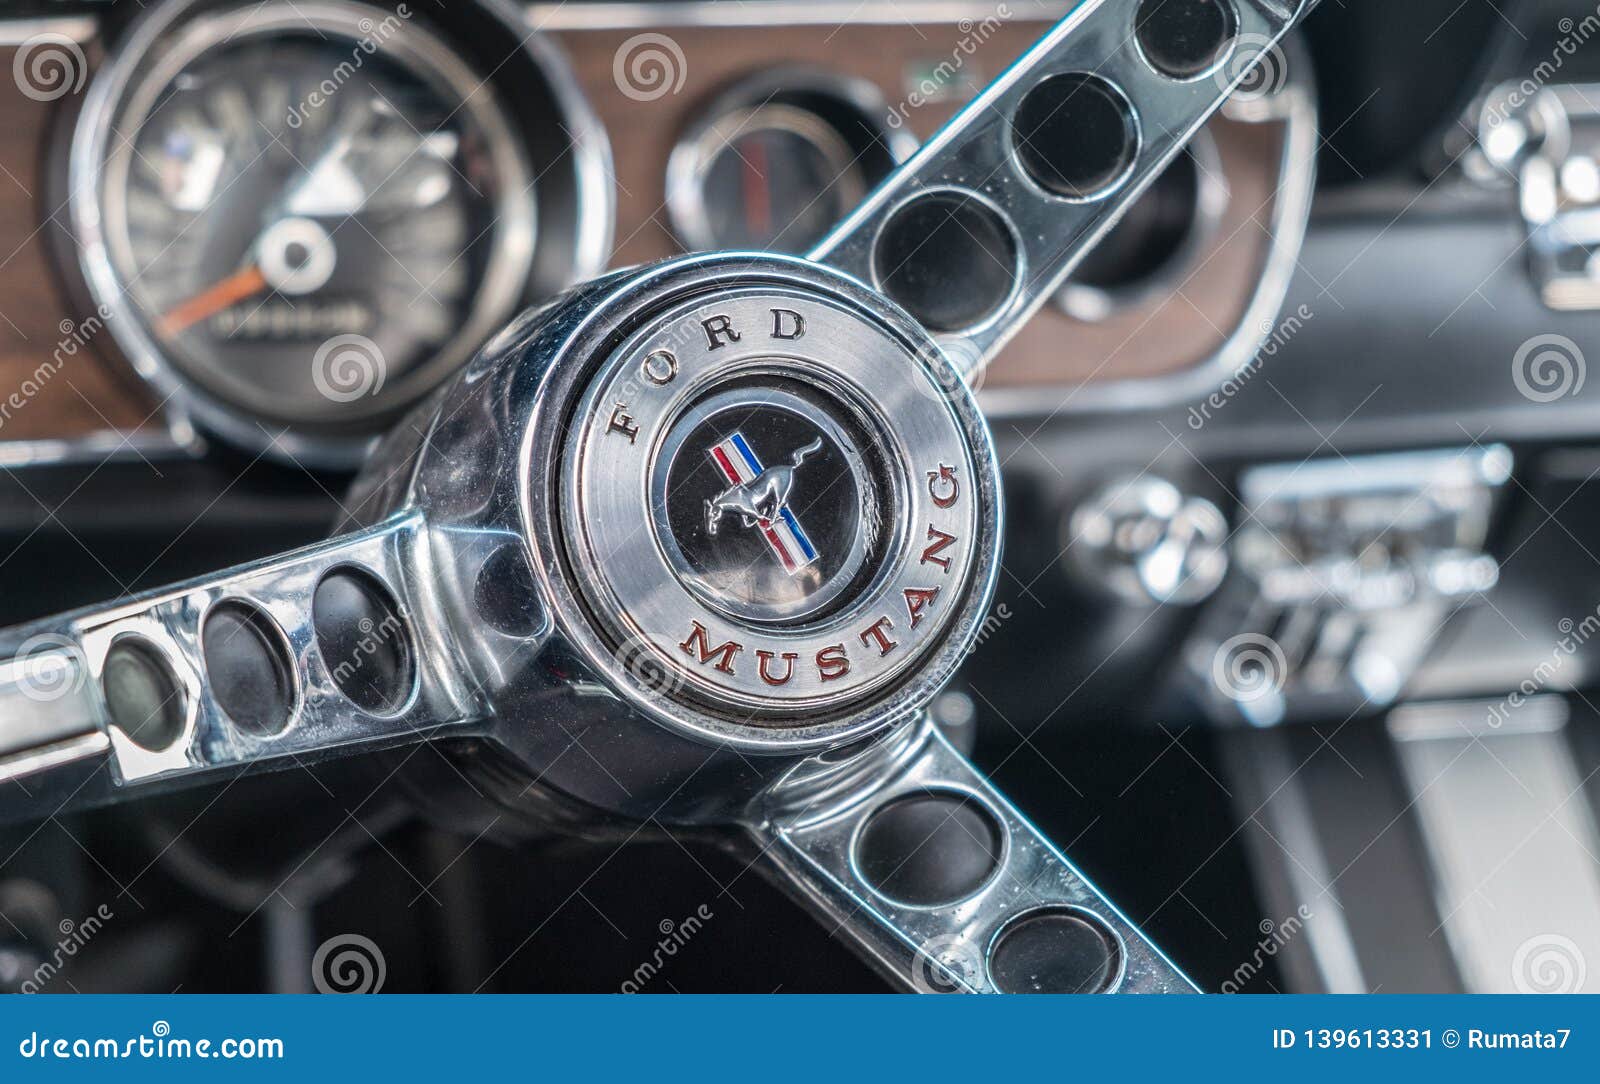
[102,638,187,752]
[1134,0,1239,81]
[1010,73,1140,202]
[202,600,297,736]
[313,568,415,716]
[872,190,1020,333]
[988,906,1125,994]
[855,789,1004,907]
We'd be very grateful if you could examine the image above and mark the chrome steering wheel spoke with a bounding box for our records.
[0,513,484,820]
[0,0,1331,991]
[810,0,1313,374]
[751,717,1195,993]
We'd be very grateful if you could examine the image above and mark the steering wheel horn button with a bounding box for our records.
[0,0,1318,992]
[656,382,882,624]
[561,275,990,728]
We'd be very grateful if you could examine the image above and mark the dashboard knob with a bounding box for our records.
[1067,476,1230,606]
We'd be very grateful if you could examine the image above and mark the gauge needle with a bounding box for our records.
[157,264,268,338]
[741,137,771,240]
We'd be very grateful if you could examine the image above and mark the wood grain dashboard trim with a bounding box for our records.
[552,17,1299,394]
[0,45,158,443]
[0,6,1304,447]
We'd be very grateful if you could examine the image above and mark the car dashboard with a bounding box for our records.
[1,0,1599,996]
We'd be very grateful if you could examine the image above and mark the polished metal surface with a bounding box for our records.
[665,69,918,255]
[756,718,1198,993]
[985,50,1318,414]
[1389,698,1600,993]
[562,279,988,723]
[1066,475,1228,605]
[526,1,1077,31]
[65,0,612,468]
[0,16,97,44]
[0,513,481,809]
[1511,85,1600,311]
[0,431,199,470]
[1193,445,1510,727]
[0,0,1309,992]
[810,0,1309,375]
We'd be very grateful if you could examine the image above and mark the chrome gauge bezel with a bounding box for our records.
[665,68,918,256]
[1052,127,1229,322]
[66,0,609,469]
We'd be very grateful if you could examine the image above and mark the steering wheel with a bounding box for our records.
[0,0,1313,993]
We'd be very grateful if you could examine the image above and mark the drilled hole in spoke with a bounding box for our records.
[313,569,414,715]
[855,790,1003,906]
[988,907,1124,994]
[1135,0,1239,80]
[103,639,186,752]
[872,190,1018,332]
[203,600,296,736]
[1011,73,1139,201]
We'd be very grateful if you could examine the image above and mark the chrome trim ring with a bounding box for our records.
[66,0,611,469]
[563,286,982,717]
[1054,127,1230,322]
[521,252,1002,752]
[665,67,919,255]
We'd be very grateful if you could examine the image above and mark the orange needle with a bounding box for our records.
[157,264,269,338]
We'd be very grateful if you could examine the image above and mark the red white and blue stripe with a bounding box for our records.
[707,432,819,576]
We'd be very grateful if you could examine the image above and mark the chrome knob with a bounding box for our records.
[1068,476,1229,605]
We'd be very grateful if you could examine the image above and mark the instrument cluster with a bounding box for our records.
[63,0,610,467]
[49,0,1315,467]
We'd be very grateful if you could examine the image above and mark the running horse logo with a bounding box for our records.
[704,433,824,576]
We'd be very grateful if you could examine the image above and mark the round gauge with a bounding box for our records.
[1055,130,1227,322]
[670,104,865,253]
[667,72,913,255]
[73,1,536,459]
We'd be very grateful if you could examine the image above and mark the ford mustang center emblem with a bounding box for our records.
[654,385,871,624]
[704,432,822,574]
[557,281,992,723]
